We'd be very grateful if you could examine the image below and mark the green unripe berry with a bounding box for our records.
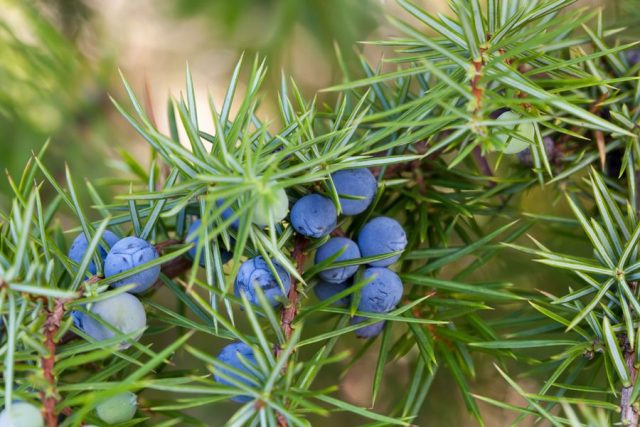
[252,188,289,227]
[496,111,534,154]
[0,402,44,427]
[95,392,137,424]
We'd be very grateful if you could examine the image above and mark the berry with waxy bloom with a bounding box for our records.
[314,237,361,283]
[68,230,120,275]
[104,236,160,294]
[95,392,137,424]
[214,342,259,403]
[73,292,146,349]
[313,280,351,307]
[331,168,377,215]
[0,402,44,427]
[234,257,291,307]
[290,194,337,238]
[357,217,407,267]
[357,267,403,313]
[351,316,386,338]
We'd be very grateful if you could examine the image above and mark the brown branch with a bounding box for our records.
[41,297,74,427]
[276,235,307,357]
[275,235,308,427]
[621,336,639,426]
[471,57,484,115]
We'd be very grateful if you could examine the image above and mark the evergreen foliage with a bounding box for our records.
[2,0,640,425]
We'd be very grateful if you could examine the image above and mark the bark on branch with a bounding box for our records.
[621,339,639,426]
[275,235,308,427]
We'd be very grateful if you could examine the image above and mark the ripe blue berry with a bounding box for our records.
[253,188,289,227]
[357,217,407,267]
[358,267,403,313]
[216,199,239,229]
[314,237,361,283]
[104,236,160,294]
[331,168,377,215]
[68,230,119,275]
[0,402,43,427]
[95,392,137,424]
[187,220,232,267]
[234,257,291,307]
[351,316,386,338]
[313,280,351,307]
[74,293,146,349]
[290,194,337,238]
[215,342,259,403]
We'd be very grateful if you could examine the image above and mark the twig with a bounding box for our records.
[275,235,308,427]
[621,336,639,426]
[41,297,74,427]
[469,47,499,188]
[276,235,307,357]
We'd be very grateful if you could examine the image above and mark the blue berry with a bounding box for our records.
[331,168,377,215]
[234,257,291,307]
[253,188,289,227]
[351,316,386,338]
[68,230,119,275]
[358,267,403,313]
[216,199,239,229]
[187,220,232,267]
[104,236,160,294]
[0,402,43,427]
[314,237,361,283]
[74,293,146,349]
[95,392,137,424]
[313,280,351,307]
[214,342,259,403]
[357,217,407,267]
[290,194,337,238]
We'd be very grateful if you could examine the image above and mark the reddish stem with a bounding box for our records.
[276,235,307,357]
[621,340,639,426]
[41,298,74,427]
[275,235,308,427]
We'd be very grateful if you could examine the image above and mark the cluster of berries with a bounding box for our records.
[213,168,407,402]
[69,233,157,352]
[227,169,407,335]
[55,167,406,407]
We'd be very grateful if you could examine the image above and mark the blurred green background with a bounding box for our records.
[0,0,635,425]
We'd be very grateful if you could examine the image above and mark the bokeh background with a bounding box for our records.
[0,0,637,425]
